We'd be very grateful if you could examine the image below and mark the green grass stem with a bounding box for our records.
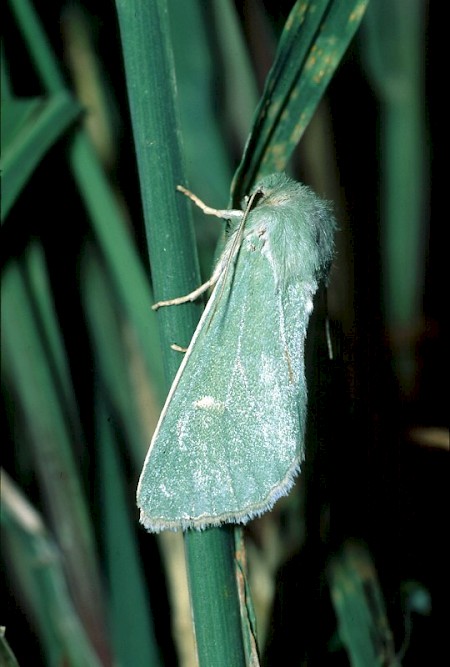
[114,0,246,664]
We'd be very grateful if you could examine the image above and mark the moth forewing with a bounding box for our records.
[206,186,262,326]
[138,237,308,531]
[137,262,229,498]
[137,172,336,532]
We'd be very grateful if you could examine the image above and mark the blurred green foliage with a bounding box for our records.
[2,1,446,666]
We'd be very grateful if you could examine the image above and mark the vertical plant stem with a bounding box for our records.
[363,0,427,392]
[114,1,246,664]
[96,395,162,667]
[1,249,109,663]
[185,528,247,666]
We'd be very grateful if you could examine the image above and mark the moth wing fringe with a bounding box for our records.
[139,455,303,533]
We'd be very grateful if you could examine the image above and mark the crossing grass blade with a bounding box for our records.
[328,541,399,667]
[1,85,80,220]
[232,0,369,201]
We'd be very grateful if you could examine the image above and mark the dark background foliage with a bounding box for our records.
[2,1,447,666]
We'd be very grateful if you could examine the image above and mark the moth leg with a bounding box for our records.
[170,343,187,353]
[152,278,214,310]
[177,185,242,221]
[153,185,239,311]
[152,255,226,311]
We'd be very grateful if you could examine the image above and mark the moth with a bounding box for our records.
[137,172,335,532]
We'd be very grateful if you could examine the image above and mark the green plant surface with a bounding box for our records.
[328,541,399,667]
[168,0,262,282]
[1,87,81,220]
[232,0,369,202]
[7,0,165,403]
[80,246,149,465]
[1,471,103,667]
[96,396,162,667]
[79,243,162,664]
[1,247,109,661]
[211,0,261,157]
[114,1,246,664]
[4,1,432,665]
[3,1,164,662]
[0,628,20,667]
[115,0,372,664]
[362,0,428,392]
[184,528,248,666]
[68,133,167,405]
[168,2,234,204]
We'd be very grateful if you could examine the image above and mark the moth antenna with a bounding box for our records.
[207,187,263,329]
[325,317,334,361]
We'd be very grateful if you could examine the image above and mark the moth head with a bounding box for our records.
[244,173,298,210]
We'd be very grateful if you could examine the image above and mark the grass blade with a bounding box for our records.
[328,541,399,667]
[1,247,110,661]
[114,1,247,664]
[1,89,80,220]
[232,0,369,200]
[1,470,103,667]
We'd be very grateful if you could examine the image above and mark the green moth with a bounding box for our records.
[137,172,335,532]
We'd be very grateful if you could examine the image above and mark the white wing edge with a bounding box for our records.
[136,269,227,504]
[139,451,304,533]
